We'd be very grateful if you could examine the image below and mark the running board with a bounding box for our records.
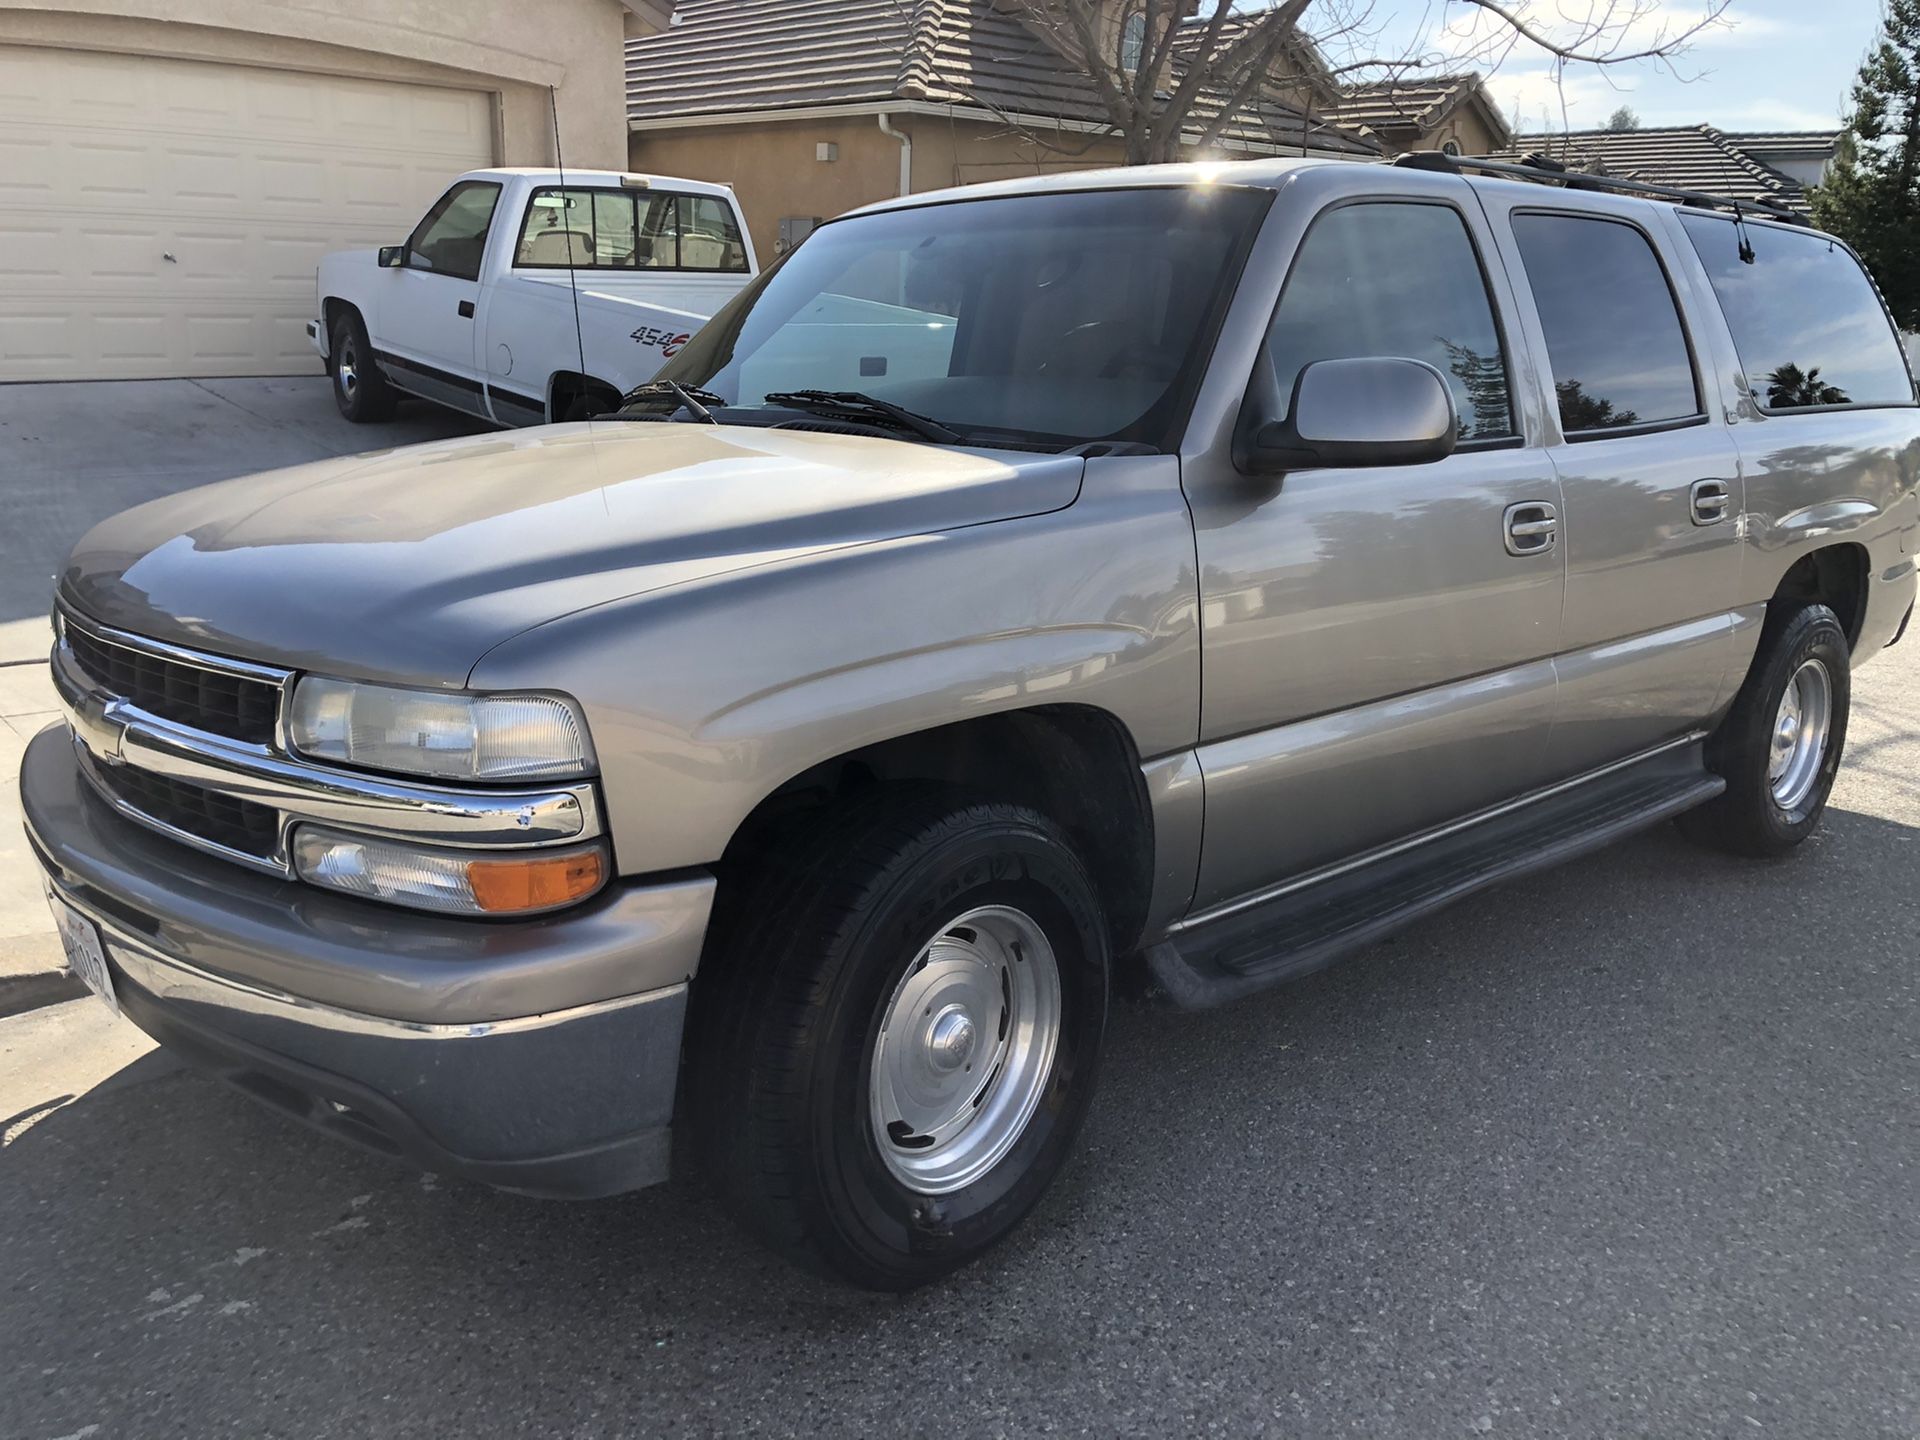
[1144,742,1724,1011]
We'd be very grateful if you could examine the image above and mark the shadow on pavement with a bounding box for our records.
[4,811,1917,1436]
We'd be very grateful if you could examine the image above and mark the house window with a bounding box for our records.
[1119,11,1146,72]
[1441,139,1463,157]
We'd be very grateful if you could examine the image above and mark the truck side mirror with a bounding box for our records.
[1240,356,1458,475]
[378,245,407,269]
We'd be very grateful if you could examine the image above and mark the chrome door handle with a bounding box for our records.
[1503,500,1558,557]
[1690,478,1731,525]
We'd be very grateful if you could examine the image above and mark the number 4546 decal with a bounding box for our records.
[631,325,692,358]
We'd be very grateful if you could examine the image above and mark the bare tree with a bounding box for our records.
[973,0,1731,165]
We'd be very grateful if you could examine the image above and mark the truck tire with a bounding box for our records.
[329,311,397,423]
[1679,601,1850,857]
[688,790,1110,1290]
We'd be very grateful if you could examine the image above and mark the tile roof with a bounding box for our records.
[1322,73,1488,134]
[1725,130,1844,159]
[625,0,1377,155]
[1486,125,1830,211]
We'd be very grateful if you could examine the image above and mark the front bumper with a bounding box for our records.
[21,723,715,1198]
[307,317,328,362]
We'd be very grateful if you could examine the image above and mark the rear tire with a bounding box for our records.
[329,311,397,423]
[687,790,1110,1290]
[1679,602,1850,857]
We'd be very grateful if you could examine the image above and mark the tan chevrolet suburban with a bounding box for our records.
[23,154,1919,1290]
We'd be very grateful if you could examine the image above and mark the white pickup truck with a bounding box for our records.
[309,168,758,426]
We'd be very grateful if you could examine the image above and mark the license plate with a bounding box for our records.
[45,886,117,1014]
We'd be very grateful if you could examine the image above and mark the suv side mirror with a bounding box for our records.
[377,245,407,269]
[1241,357,1458,475]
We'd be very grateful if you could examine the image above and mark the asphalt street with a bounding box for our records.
[5,637,1917,1438]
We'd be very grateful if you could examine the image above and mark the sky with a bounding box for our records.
[1342,0,1886,134]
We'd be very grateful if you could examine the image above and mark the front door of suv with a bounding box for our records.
[1477,196,1745,775]
[1184,191,1568,913]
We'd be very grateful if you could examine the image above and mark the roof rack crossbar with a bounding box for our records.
[1390,150,1809,225]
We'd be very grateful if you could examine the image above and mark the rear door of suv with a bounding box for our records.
[1474,188,1746,775]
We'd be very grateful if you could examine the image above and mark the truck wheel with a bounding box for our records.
[329,312,397,423]
[1679,602,1850,857]
[689,791,1110,1290]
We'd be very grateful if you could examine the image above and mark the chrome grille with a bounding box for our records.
[60,611,282,746]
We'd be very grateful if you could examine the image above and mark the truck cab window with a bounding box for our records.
[404,181,501,281]
[1262,201,1516,441]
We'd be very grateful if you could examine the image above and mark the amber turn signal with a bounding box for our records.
[467,847,607,914]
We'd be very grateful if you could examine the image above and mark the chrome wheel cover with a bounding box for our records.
[869,905,1062,1195]
[336,337,358,399]
[1768,657,1832,811]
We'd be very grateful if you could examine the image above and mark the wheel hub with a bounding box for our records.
[925,1006,977,1073]
[1767,657,1832,811]
[337,341,358,398]
[870,905,1062,1195]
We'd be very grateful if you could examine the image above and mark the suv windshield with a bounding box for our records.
[634,185,1272,450]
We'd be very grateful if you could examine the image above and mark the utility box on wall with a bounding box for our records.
[778,216,824,254]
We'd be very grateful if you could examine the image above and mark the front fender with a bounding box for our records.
[467,457,1200,876]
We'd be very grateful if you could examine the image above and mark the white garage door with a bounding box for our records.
[0,46,495,381]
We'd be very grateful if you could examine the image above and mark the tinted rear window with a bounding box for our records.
[1512,213,1700,435]
[1680,212,1914,411]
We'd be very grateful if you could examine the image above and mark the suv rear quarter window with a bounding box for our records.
[1679,212,1916,412]
[1512,212,1700,437]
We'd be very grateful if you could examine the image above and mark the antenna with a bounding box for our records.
[549,85,589,406]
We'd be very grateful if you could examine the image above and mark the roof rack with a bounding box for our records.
[1391,149,1810,226]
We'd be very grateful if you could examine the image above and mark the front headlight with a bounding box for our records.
[288,677,594,783]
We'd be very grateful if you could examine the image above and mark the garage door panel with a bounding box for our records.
[0,45,494,381]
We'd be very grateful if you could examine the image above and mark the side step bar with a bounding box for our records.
[1145,741,1724,1010]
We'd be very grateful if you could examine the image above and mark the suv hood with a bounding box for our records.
[62,422,1085,685]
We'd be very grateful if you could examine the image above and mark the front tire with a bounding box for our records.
[689,792,1110,1290]
[329,311,397,423]
[1679,602,1850,856]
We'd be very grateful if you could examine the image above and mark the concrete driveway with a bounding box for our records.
[0,378,488,992]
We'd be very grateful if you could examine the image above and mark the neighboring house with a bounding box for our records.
[0,0,667,382]
[1321,74,1512,158]
[626,0,1378,263]
[1487,126,1842,213]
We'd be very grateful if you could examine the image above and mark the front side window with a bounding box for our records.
[1262,200,1516,441]
[1513,213,1700,435]
[405,181,501,281]
[1679,212,1915,412]
[643,185,1271,450]
[515,188,748,273]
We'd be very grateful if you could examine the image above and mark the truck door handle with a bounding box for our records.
[457,300,475,319]
[1503,500,1558,556]
[1690,479,1731,525]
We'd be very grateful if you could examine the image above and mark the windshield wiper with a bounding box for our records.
[619,380,724,423]
[761,390,966,445]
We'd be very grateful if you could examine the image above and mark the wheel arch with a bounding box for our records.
[547,370,622,422]
[1769,541,1870,650]
[321,296,360,342]
[718,704,1159,956]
